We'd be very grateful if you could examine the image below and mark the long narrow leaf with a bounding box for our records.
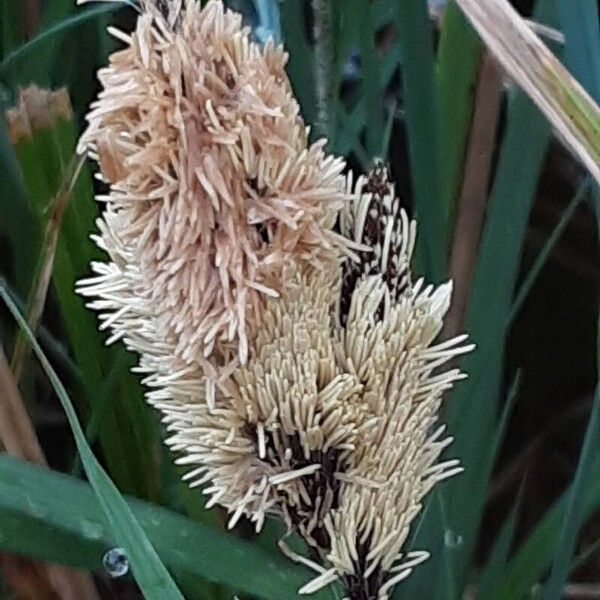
[0,283,184,600]
[395,0,445,281]
[476,482,525,600]
[436,4,481,214]
[424,2,557,592]
[358,2,384,158]
[0,453,329,600]
[544,385,600,597]
[0,114,39,296]
[488,466,600,600]
[7,89,159,498]
[509,178,591,324]
[440,96,551,595]
[280,0,316,127]
[489,369,523,467]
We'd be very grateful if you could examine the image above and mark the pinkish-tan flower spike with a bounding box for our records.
[77,0,351,385]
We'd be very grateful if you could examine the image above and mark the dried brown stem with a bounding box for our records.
[0,345,100,599]
[0,344,46,462]
[10,154,85,383]
[445,52,503,338]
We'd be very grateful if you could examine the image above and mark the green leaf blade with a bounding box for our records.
[0,453,330,600]
[0,284,184,600]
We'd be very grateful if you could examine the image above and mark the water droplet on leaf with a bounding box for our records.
[103,547,129,578]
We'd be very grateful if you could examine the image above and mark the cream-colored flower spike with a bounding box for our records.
[313,166,473,598]
[76,0,473,595]
[77,0,350,389]
[163,165,474,599]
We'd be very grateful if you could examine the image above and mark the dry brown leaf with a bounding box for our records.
[456,0,600,184]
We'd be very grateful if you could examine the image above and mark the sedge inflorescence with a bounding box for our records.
[77,0,350,392]
[78,1,474,598]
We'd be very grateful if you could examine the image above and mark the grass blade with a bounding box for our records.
[0,344,100,598]
[0,453,331,600]
[488,464,600,600]
[311,0,333,139]
[0,344,46,463]
[423,1,557,590]
[445,51,503,337]
[571,536,600,574]
[0,283,185,600]
[543,382,600,598]
[489,369,523,468]
[10,154,84,382]
[509,177,591,324]
[358,2,384,158]
[0,112,39,296]
[436,3,481,214]
[424,90,551,598]
[476,482,525,600]
[1,1,22,57]
[280,0,316,127]
[395,0,445,281]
